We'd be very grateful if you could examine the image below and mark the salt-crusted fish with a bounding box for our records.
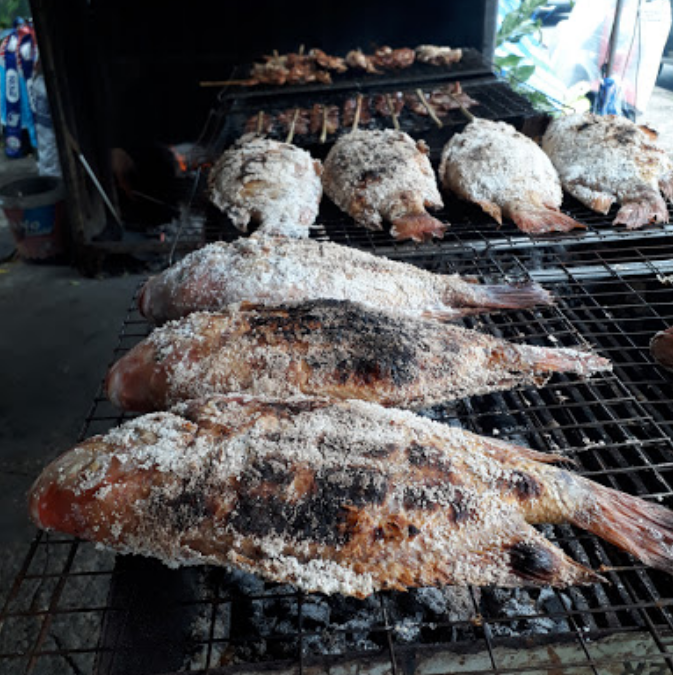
[108,299,611,413]
[542,113,673,229]
[30,395,673,597]
[439,118,584,235]
[138,236,553,325]
[322,129,447,242]
[208,134,323,238]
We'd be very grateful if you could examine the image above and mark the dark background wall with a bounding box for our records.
[30,0,496,245]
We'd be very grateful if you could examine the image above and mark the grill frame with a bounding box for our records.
[3,57,673,675]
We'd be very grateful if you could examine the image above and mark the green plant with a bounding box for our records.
[494,0,548,84]
[0,0,31,30]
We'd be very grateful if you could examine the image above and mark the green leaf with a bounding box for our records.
[494,54,524,69]
[512,64,536,82]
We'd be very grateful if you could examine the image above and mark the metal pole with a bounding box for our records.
[606,0,627,78]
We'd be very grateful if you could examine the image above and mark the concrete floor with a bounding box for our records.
[1,67,673,666]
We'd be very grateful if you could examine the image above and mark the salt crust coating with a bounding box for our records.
[439,119,563,215]
[542,113,673,212]
[322,129,443,228]
[31,395,602,596]
[112,300,610,411]
[139,236,550,324]
[208,134,323,238]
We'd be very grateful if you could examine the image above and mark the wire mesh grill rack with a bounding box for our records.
[3,251,673,675]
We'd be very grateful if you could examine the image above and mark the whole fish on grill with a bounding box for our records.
[542,113,673,229]
[322,129,447,242]
[138,236,553,325]
[208,134,322,238]
[30,395,673,597]
[439,118,584,235]
[107,299,611,413]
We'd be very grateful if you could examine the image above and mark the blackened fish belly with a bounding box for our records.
[107,299,611,412]
[30,396,673,597]
[138,236,553,325]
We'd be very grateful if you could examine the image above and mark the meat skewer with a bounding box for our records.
[415,88,443,128]
[385,93,400,130]
[542,112,673,230]
[208,135,323,238]
[415,44,463,66]
[322,129,448,242]
[30,395,673,597]
[138,236,554,325]
[439,118,585,235]
[107,299,611,413]
[285,108,300,144]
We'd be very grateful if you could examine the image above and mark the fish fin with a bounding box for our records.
[565,183,615,215]
[614,193,669,229]
[390,212,448,242]
[463,280,555,311]
[507,533,605,586]
[638,124,659,141]
[515,344,612,378]
[573,480,673,575]
[477,200,503,225]
[659,172,673,202]
[469,431,568,465]
[508,204,585,234]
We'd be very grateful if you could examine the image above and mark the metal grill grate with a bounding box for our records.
[3,257,673,675]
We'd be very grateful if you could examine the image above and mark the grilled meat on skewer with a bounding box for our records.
[345,48,381,73]
[309,48,348,73]
[30,395,673,597]
[342,96,372,127]
[542,113,673,229]
[440,119,585,235]
[277,108,311,136]
[415,44,463,66]
[138,236,554,325]
[371,46,415,69]
[373,91,405,117]
[107,299,611,413]
[244,112,275,135]
[309,104,340,136]
[208,135,322,238]
[322,129,447,242]
[428,83,478,115]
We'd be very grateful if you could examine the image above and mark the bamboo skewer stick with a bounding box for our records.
[447,90,476,123]
[415,88,443,128]
[256,111,265,134]
[286,108,300,143]
[385,93,400,130]
[298,44,305,56]
[320,105,328,143]
[351,94,364,131]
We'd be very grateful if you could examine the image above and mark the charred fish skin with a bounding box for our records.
[107,299,611,413]
[542,113,673,230]
[322,129,448,242]
[138,236,553,325]
[29,395,673,597]
[439,118,584,235]
[208,134,323,238]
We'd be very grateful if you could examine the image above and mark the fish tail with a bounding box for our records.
[573,479,673,574]
[516,344,612,377]
[508,204,585,235]
[390,212,448,242]
[614,192,669,229]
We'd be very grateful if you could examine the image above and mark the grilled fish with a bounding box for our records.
[29,395,673,597]
[542,113,673,229]
[108,299,610,413]
[439,118,584,235]
[208,134,323,238]
[138,236,553,325]
[322,129,447,242]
